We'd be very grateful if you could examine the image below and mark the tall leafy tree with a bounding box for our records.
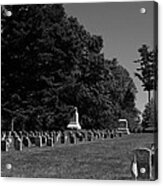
[104,58,139,129]
[134,44,157,103]
[1,4,67,130]
[2,4,139,131]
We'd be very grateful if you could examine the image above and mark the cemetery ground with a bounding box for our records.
[1,133,154,179]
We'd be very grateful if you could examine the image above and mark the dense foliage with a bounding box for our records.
[142,98,157,129]
[134,44,158,103]
[1,4,139,131]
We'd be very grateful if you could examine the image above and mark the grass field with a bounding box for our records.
[1,133,155,179]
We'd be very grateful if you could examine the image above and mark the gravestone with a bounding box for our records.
[67,107,81,130]
[118,132,122,137]
[5,137,12,147]
[75,131,83,143]
[29,135,35,145]
[50,132,54,138]
[131,147,157,180]
[103,130,108,139]
[56,131,62,144]
[14,137,23,151]
[82,131,88,141]
[95,130,101,139]
[52,132,57,144]
[105,130,110,138]
[69,131,76,144]
[87,131,93,141]
[1,140,9,152]
[64,131,70,144]
[80,131,86,142]
[23,136,31,147]
[110,130,114,138]
[45,134,50,142]
[60,132,65,144]
[117,119,130,135]
[35,136,42,147]
[47,137,54,147]
[42,135,47,146]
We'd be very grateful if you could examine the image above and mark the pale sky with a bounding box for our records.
[64,1,156,112]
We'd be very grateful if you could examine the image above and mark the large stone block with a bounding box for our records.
[131,147,158,180]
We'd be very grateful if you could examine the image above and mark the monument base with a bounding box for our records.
[67,122,81,130]
[117,127,130,135]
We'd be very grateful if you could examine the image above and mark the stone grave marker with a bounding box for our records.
[75,131,82,143]
[110,130,114,138]
[5,137,13,148]
[103,130,108,139]
[47,137,54,147]
[42,135,47,146]
[94,130,99,140]
[87,131,93,141]
[52,132,57,144]
[131,147,157,180]
[84,131,88,141]
[60,132,65,144]
[80,131,86,142]
[117,119,130,135]
[67,107,81,130]
[69,131,76,144]
[1,140,9,152]
[29,135,35,145]
[23,136,31,147]
[56,131,62,144]
[50,132,54,138]
[14,137,23,151]
[63,131,70,144]
[35,135,43,147]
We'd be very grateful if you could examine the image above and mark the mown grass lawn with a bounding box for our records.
[1,133,155,179]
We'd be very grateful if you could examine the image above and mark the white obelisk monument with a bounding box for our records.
[67,107,81,129]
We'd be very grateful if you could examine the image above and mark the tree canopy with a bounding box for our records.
[134,44,158,103]
[1,4,139,131]
[142,98,157,129]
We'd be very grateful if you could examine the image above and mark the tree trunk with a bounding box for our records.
[148,90,151,103]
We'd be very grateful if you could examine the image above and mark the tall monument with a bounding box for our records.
[67,107,81,130]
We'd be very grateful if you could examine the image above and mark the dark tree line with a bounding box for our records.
[1,4,139,131]
[134,45,158,130]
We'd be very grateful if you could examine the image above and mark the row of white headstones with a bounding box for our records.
[1,128,124,152]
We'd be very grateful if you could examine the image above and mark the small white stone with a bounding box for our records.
[140,167,146,174]
[6,163,12,169]
[140,8,146,14]
[6,11,12,17]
